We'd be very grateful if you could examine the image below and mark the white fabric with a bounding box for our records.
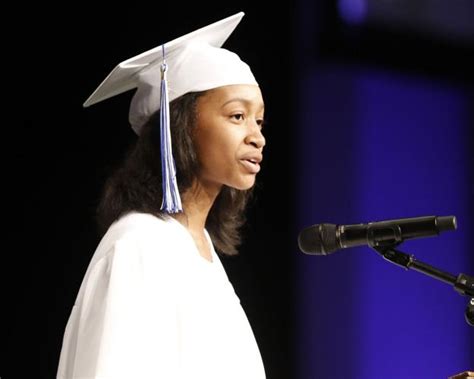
[57,212,266,379]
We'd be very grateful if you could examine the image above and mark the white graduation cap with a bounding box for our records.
[83,12,258,214]
[83,11,257,134]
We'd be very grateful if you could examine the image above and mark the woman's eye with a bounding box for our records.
[231,113,244,121]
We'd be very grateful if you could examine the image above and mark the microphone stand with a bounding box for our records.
[370,244,474,326]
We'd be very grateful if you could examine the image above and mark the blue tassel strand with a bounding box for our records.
[159,45,182,213]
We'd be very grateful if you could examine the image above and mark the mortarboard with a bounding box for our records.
[83,12,258,213]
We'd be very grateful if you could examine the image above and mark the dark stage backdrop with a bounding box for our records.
[4,3,295,379]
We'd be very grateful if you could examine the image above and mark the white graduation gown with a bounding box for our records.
[57,212,266,379]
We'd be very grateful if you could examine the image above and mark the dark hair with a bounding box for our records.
[96,92,253,255]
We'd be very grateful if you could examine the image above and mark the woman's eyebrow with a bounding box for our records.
[221,98,265,110]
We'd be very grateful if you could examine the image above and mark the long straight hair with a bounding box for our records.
[96,92,253,255]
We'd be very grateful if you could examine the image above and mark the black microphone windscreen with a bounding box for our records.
[298,223,338,255]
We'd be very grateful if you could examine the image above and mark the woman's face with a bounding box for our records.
[193,84,265,192]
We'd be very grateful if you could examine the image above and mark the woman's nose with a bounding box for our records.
[245,122,266,149]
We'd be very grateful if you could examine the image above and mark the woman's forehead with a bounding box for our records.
[202,85,264,108]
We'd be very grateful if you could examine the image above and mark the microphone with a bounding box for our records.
[298,215,457,255]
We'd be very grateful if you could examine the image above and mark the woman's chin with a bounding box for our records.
[230,177,257,191]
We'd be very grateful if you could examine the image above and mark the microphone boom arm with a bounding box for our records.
[371,245,474,326]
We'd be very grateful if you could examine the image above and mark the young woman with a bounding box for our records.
[57,12,267,379]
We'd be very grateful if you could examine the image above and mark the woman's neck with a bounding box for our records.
[173,180,221,232]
